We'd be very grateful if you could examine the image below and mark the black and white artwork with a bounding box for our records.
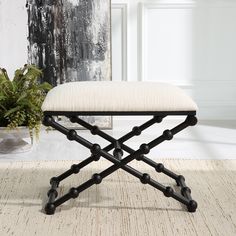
[27,0,112,128]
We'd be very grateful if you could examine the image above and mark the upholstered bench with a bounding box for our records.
[42,81,198,215]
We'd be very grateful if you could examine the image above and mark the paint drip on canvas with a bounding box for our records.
[27,0,111,86]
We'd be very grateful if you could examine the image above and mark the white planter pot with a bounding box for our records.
[0,127,33,154]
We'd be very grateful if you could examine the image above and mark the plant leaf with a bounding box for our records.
[0,104,7,111]
[16,92,28,103]
[0,94,6,101]
[4,106,22,117]
[37,82,52,91]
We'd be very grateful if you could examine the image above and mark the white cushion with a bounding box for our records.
[42,81,197,112]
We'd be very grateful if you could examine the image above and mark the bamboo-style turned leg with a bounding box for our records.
[43,115,198,215]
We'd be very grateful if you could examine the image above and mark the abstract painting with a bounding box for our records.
[26,0,112,128]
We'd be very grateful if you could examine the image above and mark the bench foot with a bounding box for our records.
[43,115,198,215]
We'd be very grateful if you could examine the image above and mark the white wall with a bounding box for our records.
[0,0,28,76]
[0,0,235,120]
[111,0,236,120]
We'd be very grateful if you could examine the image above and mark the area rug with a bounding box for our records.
[0,159,235,236]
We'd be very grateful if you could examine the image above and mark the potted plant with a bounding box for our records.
[0,64,52,154]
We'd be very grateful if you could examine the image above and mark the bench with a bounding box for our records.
[42,81,198,215]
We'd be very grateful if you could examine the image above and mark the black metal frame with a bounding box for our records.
[43,112,198,215]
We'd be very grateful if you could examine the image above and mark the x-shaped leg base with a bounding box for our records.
[43,115,198,215]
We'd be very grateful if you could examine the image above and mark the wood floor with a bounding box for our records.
[0,159,235,236]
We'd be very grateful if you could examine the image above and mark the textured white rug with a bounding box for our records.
[0,159,236,236]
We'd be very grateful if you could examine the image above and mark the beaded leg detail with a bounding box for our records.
[43,115,198,215]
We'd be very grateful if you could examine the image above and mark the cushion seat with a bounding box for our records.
[42,81,197,114]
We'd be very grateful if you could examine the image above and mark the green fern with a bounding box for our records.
[0,64,52,139]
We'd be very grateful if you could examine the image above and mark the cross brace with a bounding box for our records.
[43,115,198,215]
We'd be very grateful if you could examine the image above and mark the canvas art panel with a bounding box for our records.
[26,0,112,128]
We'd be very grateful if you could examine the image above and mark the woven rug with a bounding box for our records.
[0,159,236,236]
